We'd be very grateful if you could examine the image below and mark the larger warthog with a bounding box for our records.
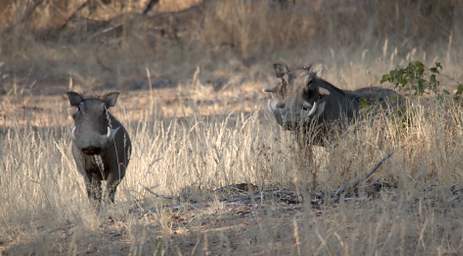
[265,63,403,145]
[66,91,131,208]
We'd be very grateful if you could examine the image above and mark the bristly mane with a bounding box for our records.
[310,72,347,96]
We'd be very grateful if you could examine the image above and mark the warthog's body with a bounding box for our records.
[67,91,131,208]
[265,63,403,145]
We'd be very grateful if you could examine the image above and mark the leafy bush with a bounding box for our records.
[380,61,441,95]
[381,61,463,100]
[456,84,463,97]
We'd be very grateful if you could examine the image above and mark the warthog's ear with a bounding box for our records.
[66,91,83,107]
[103,92,120,107]
[273,63,289,78]
[318,87,331,97]
[302,64,313,72]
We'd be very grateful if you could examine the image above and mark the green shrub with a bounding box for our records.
[380,61,442,96]
[381,61,463,101]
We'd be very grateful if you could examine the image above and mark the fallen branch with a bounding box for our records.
[334,151,394,199]
[88,23,123,41]
[142,185,176,201]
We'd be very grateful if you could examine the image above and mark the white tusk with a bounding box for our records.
[307,101,318,116]
[100,127,119,142]
[106,127,111,138]
[71,126,76,140]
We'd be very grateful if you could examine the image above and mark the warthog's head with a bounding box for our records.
[264,63,337,130]
[67,91,120,155]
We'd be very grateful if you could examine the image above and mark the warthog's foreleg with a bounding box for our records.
[84,175,102,209]
[106,180,120,203]
[106,169,124,203]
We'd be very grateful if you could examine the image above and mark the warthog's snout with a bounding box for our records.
[71,126,117,140]
[71,126,120,155]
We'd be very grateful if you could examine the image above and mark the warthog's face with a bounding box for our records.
[264,63,331,130]
[67,91,120,155]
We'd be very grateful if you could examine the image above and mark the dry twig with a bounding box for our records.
[334,151,394,198]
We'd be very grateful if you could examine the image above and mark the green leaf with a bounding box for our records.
[456,84,463,96]
[430,62,442,74]
[380,74,390,84]
[436,62,443,70]
[359,98,370,109]
[379,61,463,97]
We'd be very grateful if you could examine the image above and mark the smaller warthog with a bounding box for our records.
[265,63,403,145]
[67,91,131,208]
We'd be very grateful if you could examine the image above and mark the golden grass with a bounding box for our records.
[1,1,463,254]
[1,69,462,254]
[0,80,265,127]
[156,0,201,12]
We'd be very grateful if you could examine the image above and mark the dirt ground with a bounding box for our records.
[0,81,266,128]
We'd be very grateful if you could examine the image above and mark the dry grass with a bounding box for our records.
[201,1,318,58]
[1,1,463,255]
[156,0,201,12]
[1,63,463,254]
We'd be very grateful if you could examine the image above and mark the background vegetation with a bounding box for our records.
[1,0,463,255]
[0,0,462,94]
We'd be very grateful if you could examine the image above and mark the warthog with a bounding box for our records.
[265,63,403,145]
[66,91,131,208]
